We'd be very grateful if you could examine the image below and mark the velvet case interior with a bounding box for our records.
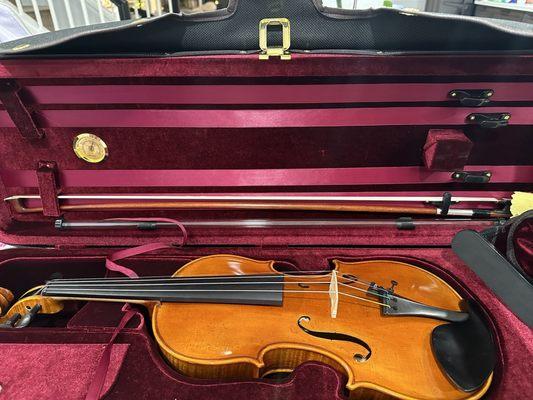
[0,53,532,399]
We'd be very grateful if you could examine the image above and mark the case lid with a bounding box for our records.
[0,3,532,247]
[1,1,533,56]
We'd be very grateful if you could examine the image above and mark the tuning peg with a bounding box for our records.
[0,313,21,329]
[15,304,42,328]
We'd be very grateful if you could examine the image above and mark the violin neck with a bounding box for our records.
[41,275,284,306]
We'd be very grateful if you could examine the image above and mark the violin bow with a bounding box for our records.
[4,194,510,218]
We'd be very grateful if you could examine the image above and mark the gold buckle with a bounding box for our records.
[259,18,291,61]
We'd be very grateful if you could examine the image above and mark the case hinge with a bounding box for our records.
[451,171,492,184]
[466,112,510,129]
[0,80,43,140]
[448,89,494,107]
[259,18,291,61]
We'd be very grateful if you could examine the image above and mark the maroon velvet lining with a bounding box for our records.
[0,248,531,399]
[1,117,528,248]
[0,327,347,400]
[2,106,533,129]
[423,129,473,171]
[21,82,533,104]
[2,54,533,79]
[3,166,531,189]
[0,343,129,399]
[1,127,531,171]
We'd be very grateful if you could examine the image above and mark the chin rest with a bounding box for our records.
[431,300,496,392]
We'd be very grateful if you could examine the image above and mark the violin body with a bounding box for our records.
[151,255,491,400]
[0,254,493,400]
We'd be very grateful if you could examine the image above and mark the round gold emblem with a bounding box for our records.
[73,133,108,163]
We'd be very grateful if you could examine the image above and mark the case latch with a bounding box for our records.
[466,113,510,129]
[451,171,492,184]
[448,89,494,107]
[259,18,291,60]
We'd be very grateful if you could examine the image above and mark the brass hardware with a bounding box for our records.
[73,133,108,163]
[259,18,291,61]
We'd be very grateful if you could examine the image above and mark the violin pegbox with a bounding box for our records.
[0,286,63,328]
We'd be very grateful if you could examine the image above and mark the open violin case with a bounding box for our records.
[0,1,532,399]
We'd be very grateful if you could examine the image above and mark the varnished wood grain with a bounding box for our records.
[0,292,64,323]
[0,287,14,315]
[9,198,439,215]
[152,255,491,400]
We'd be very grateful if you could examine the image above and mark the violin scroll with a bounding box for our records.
[0,287,14,316]
[0,286,63,328]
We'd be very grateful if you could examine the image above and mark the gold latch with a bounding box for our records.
[259,18,291,61]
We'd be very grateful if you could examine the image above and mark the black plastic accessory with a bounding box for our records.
[448,89,494,107]
[431,300,496,392]
[452,230,533,327]
[481,210,533,284]
[396,217,415,230]
[451,171,491,184]
[466,113,511,128]
[428,192,454,215]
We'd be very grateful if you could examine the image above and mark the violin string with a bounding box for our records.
[49,281,332,287]
[48,272,377,288]
[43,287,390,308]
[48,273,332,283]
[46,279,390,299]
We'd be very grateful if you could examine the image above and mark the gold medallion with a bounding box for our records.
[73,133,108,163]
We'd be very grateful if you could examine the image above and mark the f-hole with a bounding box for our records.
[297,316,372,362]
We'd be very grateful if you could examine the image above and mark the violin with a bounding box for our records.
[0,255,495,400]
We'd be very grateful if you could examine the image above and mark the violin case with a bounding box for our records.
[0,0,532,398]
